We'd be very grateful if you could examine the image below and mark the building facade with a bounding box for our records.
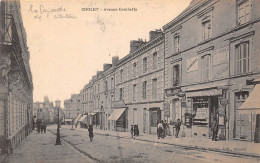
[64,94,81,120]
[33,96,55,124]
[114,31,165,134]
[0,0,33,153]
[163,0,260,141]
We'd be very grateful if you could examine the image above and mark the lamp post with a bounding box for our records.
[55,100,61,145]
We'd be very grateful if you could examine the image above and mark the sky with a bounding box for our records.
[20,0,192,107]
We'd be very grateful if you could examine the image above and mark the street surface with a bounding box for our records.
[48,125,258,163]
[5,129,93,163]
[4,125,259,163]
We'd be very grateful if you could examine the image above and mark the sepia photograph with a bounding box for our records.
[0,0,260,162]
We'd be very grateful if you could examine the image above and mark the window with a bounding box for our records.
[174,36,180,53]
[153,52,158,70]
[202,20,211,40]
[201,54,211,81]
[235,42,250,74]
[172,65,180,86]
[111,78,114,89]
[143,57,148,73]
[120,69,123,82]
[105,80,108,91]
[98,84,100,93]
[133,63,137,77]
[237,0,251,25]
[142,81,147,99]
[152,78,157,99]
[133,84,137,101]
[133,108,137,124]
[119,88,123,100]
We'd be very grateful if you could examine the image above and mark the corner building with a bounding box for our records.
[163,0,260,141]
[115,31,164,134]
[0,0,33,153]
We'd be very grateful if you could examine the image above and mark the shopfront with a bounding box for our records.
[183,88,226,139]
[108,108,128,132]
[236,83,260,142]
[149,108,161,135]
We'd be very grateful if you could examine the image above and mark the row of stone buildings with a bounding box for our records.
[66,0,260,142]
[0,0,34,154]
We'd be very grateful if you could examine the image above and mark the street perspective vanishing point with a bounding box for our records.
[0,0,260,163]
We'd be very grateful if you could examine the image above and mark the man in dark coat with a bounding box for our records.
[36,119,41,133]
[211,117,219,141]
[88,125,94,142]
[175,119,181,138]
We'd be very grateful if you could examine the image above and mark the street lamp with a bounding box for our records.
[55,100,61,145]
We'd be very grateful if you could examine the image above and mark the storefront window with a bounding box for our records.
[192,97,209,126]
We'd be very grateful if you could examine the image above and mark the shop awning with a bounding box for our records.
[74,114,82,124]
[65,119,73,122]
[186,89,222,97]
[89,112,97,116]
[78,115,88,122]
[108,108,126,121]
[238,84,260,114]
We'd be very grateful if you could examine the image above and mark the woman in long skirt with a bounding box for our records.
[88,125,94,142]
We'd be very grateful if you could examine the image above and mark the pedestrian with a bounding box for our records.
[88,125,94,142]
[211,117,219,141]
[157,121,163,139]
[36,120,41,133]
[162,120,166,138]
[130,125,135,139]
[40,121,44,134]
[43,121,47,133]
[175,119,181,138]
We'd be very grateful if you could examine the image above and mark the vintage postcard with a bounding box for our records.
[0,0,260,162]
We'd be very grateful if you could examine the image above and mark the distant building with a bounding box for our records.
[33,96,55,124]
[64,94,81,119]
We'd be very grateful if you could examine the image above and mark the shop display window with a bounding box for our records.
[192,97,209,126]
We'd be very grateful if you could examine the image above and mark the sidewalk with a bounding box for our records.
[3,130,93,163]
[73,126,260,159]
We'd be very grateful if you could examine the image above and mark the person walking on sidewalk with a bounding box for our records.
[175,119,181,138]
[157,121,163,139]
[131,125,135,139]
[43,121,47,134]
[88,125,94,142]
[162,120,167,138]
[211,117,219,141]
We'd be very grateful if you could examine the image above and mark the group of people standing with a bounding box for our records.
[35,119,47,134]
[157,119,181,139]
[157,120,172,139]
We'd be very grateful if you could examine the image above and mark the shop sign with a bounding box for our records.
[213,46,229,66]
[165,88,180,97]
[186,57,198,72]
[164,102,170,117]
[220,98,228,106]
[218,107,225,116]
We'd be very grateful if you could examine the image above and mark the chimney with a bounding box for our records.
[44,96,49,103]
[103,64,112,72]
[149,29,162,41]
[130,39,145,53]
[112,56,119,67]
[97,71,103,76]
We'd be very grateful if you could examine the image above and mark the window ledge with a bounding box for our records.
[198,38,213,46]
